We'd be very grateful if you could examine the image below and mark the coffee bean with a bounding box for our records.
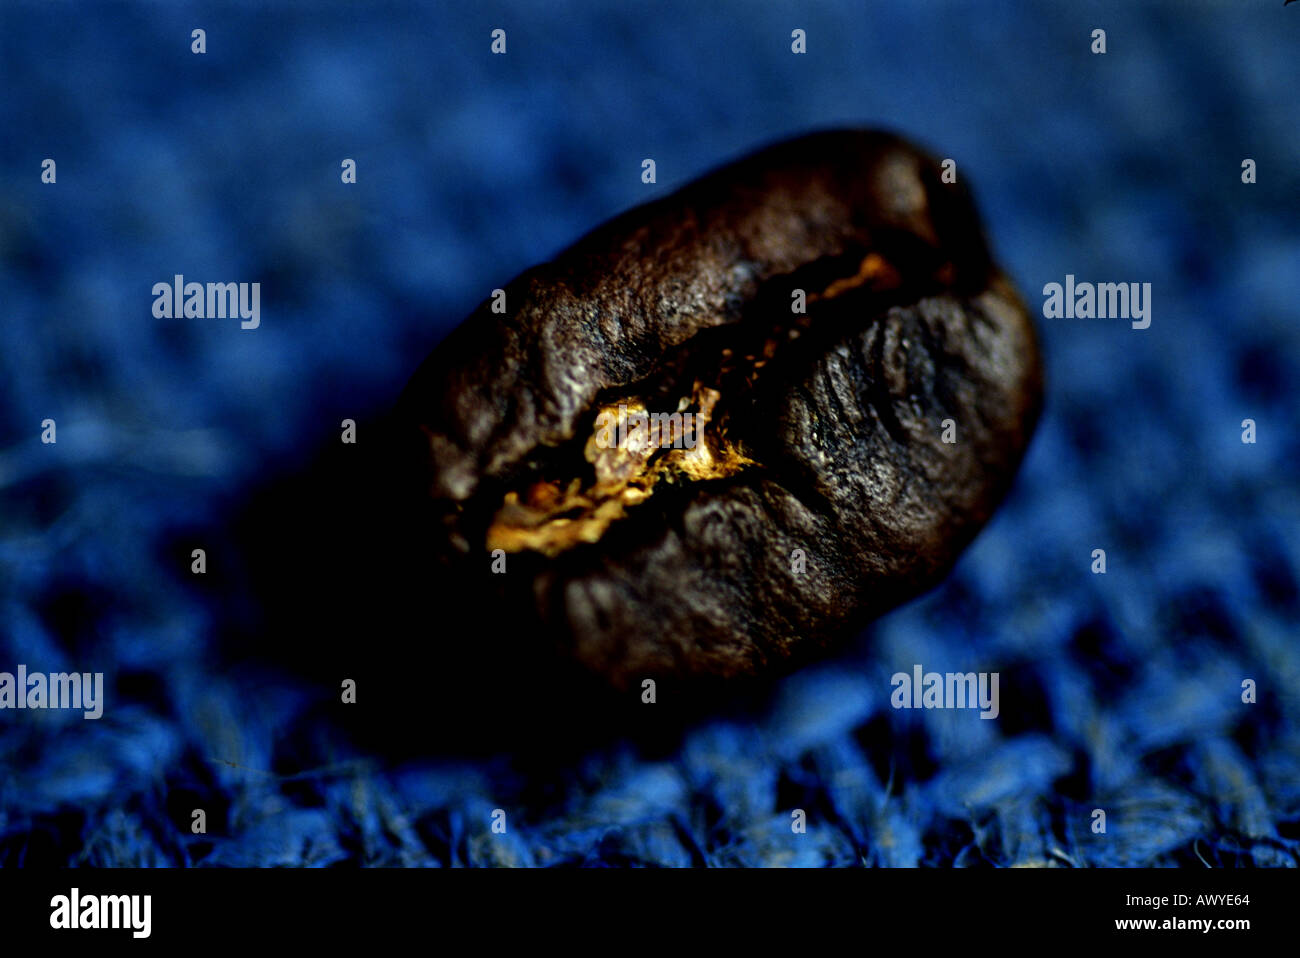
[398,130,1042,692]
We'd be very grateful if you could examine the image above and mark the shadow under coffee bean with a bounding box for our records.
[225,129,1042,757]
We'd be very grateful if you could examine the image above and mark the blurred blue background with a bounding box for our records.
[1,0,1298,866]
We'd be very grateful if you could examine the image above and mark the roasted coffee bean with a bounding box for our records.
[398,129,1042,693]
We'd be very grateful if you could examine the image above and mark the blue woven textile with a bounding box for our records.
[1,1,1297,867]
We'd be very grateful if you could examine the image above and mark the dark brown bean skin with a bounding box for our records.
[398,129,1042,693]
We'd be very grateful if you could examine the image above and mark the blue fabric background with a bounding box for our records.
[2,1,1298,866]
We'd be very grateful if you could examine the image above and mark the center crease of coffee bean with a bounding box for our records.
[483,249,946,557]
